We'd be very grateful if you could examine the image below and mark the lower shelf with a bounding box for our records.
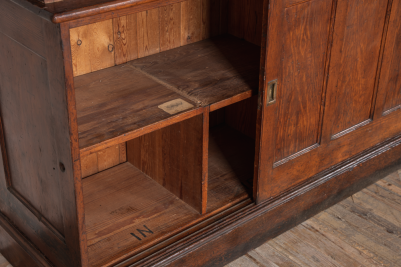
[83,135,254,266]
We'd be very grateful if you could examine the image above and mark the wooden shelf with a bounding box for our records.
[75,65,200,155]
[208,125,255,212]
[75,35,260,156]
[83,162,200,267]
[130,35,261,110]
[83,124,255,265]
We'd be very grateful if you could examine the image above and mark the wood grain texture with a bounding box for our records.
[83,162,200,267]
[70,20,115,76]
[0,219,42,267]
[181,0,202,45]
[160,3,182,51]
[376,0,401,115]
[137,9,160,58]
[274,0,332,162]
[127,115,204,213]
[81,144,127,178]
[68,0,263,75]
[130,35,261,107]
[326,0,388,136]
[0,32,65,236]
[136,131,401,267]
[113,14,138,65]
[74,64,198,150]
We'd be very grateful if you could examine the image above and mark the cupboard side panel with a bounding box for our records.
[273,0,332,163]
[325,0,388,136]
[0,33,65,238]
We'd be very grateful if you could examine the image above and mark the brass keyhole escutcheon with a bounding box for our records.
[108,44,114,52]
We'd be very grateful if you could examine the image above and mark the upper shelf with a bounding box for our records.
[75,35,261,155]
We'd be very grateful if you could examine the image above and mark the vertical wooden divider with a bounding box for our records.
[127,114,207,214]
[202,107,210,214]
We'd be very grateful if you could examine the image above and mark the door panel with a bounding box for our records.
[274,0,332,163]
[325,0,387,137]
[257,0,399,201]
[375,0,401,116]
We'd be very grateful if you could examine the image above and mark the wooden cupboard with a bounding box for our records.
[0,0,400,266]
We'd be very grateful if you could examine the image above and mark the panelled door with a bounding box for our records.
[257,0,401,201]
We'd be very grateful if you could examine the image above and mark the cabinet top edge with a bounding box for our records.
[15,0,169,24]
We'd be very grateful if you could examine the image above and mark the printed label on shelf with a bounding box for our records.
[158,99,194,115]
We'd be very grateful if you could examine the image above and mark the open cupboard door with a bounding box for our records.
[257,0,401,202]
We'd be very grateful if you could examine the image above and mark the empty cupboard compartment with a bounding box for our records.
[71,0,264,155]
[207,96,258,213]
[82,115,206,266]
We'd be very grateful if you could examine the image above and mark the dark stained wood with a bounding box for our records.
[74,64,199,152]
[0,31,65,236]
[0,1,86,266]
[243,0,264,45]
[375,0,401,116]
[0,214,47,267]
[0,0,46,57]
[258,0,401,201]
[135,134,401,267]
[59,22,89,267]
[201,0,221,39]
[325,0,388,137]
[207,125,254,212]
[130,35,261,107]
[127,115,205,213]
[273,0,332,162]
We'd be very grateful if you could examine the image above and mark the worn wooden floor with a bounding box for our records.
[1,169,401,267]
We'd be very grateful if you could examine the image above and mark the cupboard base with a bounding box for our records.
[2,135,401,267]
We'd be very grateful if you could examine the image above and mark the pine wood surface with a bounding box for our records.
[226,168,401,267]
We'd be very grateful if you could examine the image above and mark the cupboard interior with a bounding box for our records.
[81,96,257,266]
[75,0,263,265]
[72,0,263,153]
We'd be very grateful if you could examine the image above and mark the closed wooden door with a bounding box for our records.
[257,0,401,201]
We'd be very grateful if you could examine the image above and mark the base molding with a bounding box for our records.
[0,212,52,267]
[2,135,401,267]
[128,135,401,267]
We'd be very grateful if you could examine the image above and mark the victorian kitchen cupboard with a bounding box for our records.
[0,0,400,266]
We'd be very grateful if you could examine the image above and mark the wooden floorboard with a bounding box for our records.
[1,169,401,266]
[227,168,401,267]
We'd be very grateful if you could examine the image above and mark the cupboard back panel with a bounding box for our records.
[70,0,264,77]
[81,143,127,178]
[127,115,204,213]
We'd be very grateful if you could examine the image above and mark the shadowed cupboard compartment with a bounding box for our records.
[72,0,264,265]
